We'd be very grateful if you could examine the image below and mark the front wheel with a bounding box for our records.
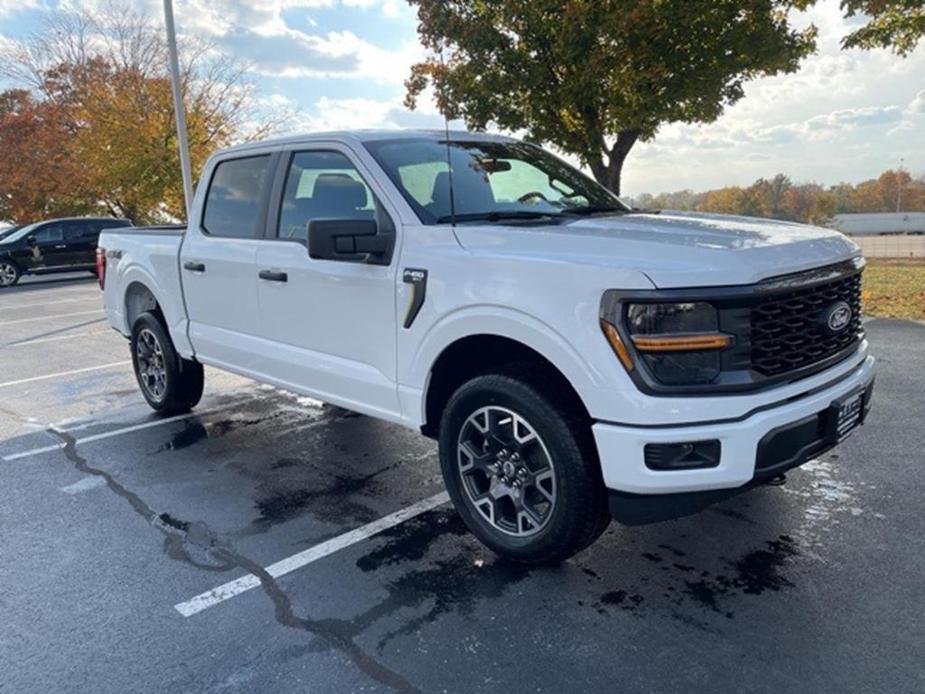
[438,371,610,565]
[0,260,21,288]
[130,312,204,415]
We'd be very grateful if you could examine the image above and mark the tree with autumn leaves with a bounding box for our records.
[405,0,923,196]
[633,169,925,224]
[0,5,271,224]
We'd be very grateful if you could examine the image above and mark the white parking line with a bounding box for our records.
[60,477,107,494]
[0,361,130,389]
[3,330,111,348]
[0,309,102,327]
[174,491,451,617]
[1,404,236,462]
[0,297,99,312]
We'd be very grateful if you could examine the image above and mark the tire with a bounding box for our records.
[130,312,204,415]
[438,368,610,565]
[0,260,21,288]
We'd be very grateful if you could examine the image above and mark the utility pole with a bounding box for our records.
[896,158,904,213]
[163,0,195,219]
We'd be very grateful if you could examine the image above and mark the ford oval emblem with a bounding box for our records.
[824,302,852,332]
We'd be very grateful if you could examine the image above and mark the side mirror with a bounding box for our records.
[308,219,393,265]
[26,235,37,246]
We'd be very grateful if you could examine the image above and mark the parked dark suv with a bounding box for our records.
[0,217,131,288]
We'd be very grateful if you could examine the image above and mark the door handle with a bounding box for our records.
[183,261,205,273]
[259,270,288,283]
[54,245,67,249]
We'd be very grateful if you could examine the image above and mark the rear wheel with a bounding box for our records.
[0,260,20,288]
[130,312,204,415]
[438,370,609,564]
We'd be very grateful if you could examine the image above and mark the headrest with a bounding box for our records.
[431,171,452,211]
[312,173,368,211]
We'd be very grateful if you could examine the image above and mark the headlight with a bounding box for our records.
[621,302,730,386]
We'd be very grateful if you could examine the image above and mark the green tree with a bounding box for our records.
[841,0,924,56]
[405,0,818,195]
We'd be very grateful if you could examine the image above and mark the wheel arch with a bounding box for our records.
[420,331,596,439]
[124,280,163,329]
[115,261,194,358]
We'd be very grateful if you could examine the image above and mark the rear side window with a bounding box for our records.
[64,221,96,241]
[203,155,271,238]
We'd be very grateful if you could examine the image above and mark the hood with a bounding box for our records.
[452,210,860,288]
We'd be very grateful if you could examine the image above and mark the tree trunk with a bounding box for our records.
[598,129,639,197]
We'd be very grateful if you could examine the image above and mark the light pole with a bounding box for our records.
[897,158,904,214]
[163,0,194,219]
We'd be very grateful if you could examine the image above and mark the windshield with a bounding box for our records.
[0,222,41,244]
[0,225,23,240]
[364,138,630,224]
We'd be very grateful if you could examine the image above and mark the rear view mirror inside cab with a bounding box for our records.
[474,157,512,174]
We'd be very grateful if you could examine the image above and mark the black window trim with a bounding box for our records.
[200,152,279,240]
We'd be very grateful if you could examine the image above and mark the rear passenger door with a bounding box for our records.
[180,152,277,372]
[62,220,99,268]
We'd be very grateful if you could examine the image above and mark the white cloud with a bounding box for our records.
[624,0,924,194]
[909,90,925,115]
[0,0,37,17]
[280,93,461,134]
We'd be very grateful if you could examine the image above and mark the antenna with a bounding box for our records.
[438,48,457,227]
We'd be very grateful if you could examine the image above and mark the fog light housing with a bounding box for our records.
[644,440,721,470]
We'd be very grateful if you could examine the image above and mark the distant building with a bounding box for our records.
[830,212,925,236]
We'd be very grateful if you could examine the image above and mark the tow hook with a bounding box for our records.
[765,474,787,487]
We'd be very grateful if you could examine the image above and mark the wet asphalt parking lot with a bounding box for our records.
[0,275,923,694]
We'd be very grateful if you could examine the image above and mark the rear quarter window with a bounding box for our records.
[202,155,272,238]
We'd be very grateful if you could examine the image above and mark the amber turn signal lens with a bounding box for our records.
[631,334,732,352]
[600,320,634,371]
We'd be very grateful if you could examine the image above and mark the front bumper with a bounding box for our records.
[593,354,876,524]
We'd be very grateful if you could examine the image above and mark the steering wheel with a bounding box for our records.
[517,191,549,204]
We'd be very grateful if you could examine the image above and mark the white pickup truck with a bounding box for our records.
[99,130,875,563]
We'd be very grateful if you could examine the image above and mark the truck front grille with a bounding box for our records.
[749,272,863,377]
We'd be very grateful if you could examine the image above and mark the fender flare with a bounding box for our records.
[408,305,607,426]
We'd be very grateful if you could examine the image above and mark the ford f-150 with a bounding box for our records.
[98,130,875,563]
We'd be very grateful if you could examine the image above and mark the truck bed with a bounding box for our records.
[98,225,189,349]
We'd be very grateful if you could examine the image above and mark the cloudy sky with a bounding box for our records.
[0,0,922,196]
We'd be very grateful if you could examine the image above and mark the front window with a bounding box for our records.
[365,138,629,224]
[276,150,379,242]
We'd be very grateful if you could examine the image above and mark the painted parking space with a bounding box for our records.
[1,279,923,693]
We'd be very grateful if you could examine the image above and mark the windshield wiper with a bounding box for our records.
[559,205,631,217]
[436,210,562,224]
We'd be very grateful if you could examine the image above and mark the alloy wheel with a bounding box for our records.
[136,328,168,400]
[0,263,17,287]
[457,405,557,537]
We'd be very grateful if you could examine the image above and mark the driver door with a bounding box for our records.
[28,223,71,269]
[253,146,401,421]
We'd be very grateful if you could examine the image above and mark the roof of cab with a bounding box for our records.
[217,129,517,156]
